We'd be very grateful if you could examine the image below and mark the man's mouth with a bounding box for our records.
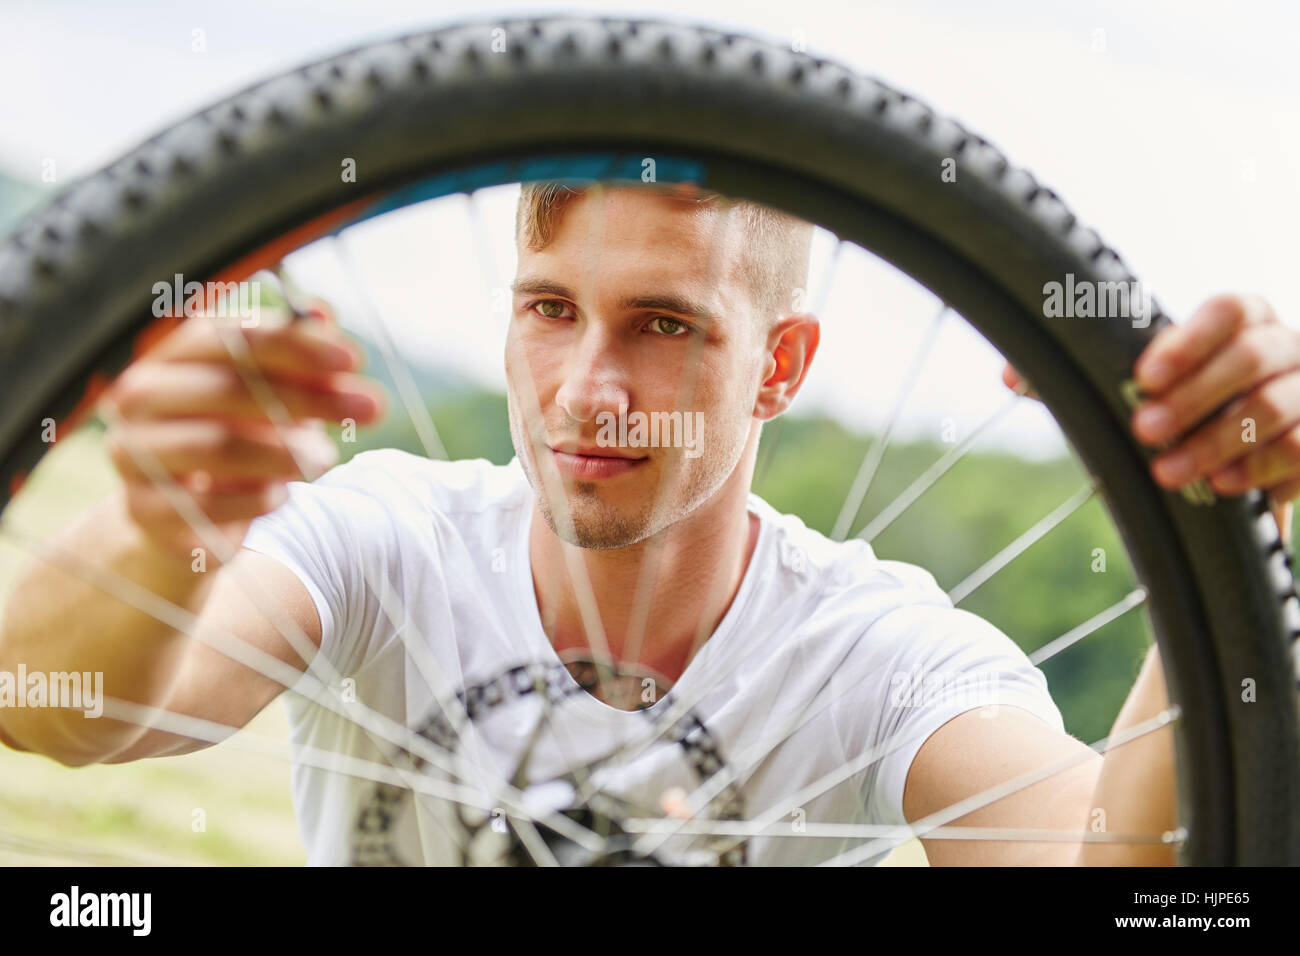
[549,446,649,480]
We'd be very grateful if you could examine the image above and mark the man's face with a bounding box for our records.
[506,188,766,549]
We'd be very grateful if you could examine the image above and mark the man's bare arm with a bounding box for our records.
[0,488,321,766]
[0,303,381,767]
[901,706,1102,866]
[937,290,1298,864]
[1073,645,1176,865]
[901,645,1174,866]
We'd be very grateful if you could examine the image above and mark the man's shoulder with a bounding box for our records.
[755,501,1048,707]
[749,493,1021,659]
[314,448,529,515]
[750,492,945,601]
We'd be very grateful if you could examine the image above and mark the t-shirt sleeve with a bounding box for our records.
[857,600,1066,829]
[240,452,399,687]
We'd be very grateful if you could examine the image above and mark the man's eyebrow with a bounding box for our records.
[621,294,717,322]
[511,279,718,322]
[511,278,575,300]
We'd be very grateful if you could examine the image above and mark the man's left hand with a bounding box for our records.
[1003,293,1298,542]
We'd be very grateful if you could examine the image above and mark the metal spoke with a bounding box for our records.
[624,197,745,675]
[627,616,1178,862]
[268,237,599,853]
[753,238,846,496]
[468,184,637,814]
[100,693,554,864]
[814,238,845,311]
[464,192,503,327]
[97,695,493,810]
[856,391,1026,543]
[621,197,743,671]
[0,512,477,798]
[327,233,448,461]
[585,535,958,806]
[484,186,618,671]
[625,635,926,857]
[93,348,520,840]
[0,516,605,856]
[831,302,948,542]
[820,705,1182,866]
[568,195,750,804]
[470,213,1167,868]
[615,431,1126,854]
[620,819,1177,845]
[259,264,312,319]
[218,281,564,858]
[271,187,609,836]
[1029,588,1149,666]
[4,177,1200,872]
[104,686,556,866]
[753,414,786,492]
[313,196,1181,867]
[329,192,614,848]
[0,512,465,787]
[946,480,1098,606]
[205,314,328,484]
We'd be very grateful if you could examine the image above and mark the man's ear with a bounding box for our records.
[754,313,820,421]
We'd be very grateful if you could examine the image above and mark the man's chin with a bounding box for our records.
[539,500,655,551]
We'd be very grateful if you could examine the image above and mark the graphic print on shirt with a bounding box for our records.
[348,659,748,866]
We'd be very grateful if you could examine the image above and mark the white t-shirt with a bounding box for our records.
[242,448,1064,866]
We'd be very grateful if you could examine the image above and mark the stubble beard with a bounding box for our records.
[508,390,743,552]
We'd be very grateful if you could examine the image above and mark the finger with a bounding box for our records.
[108,421,338,483]
[302,297,338,325]
[146,313,362,377]
[299,299,368,371]
[1268,493,1296,546]
[1131,321,1300,446]
[125,478,290,529]
[1206,423,1300,496]
[106,362,383,424]
[1134,293,1276,394]
[1000,361,1039,400]
[1001,361,1022,391]
[1148,371,1300,488]
[1268,478,1300,509]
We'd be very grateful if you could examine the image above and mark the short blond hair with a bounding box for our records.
[516,181,813,332]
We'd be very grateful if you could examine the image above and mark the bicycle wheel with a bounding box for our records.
[0,14,1296,865]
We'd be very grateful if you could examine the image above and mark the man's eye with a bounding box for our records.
[649,316,690,337]
[534,300,568,319]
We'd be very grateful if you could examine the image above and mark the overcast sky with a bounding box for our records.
[1,0,1296,459]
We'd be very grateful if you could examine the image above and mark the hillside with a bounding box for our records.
[0,167,43,233]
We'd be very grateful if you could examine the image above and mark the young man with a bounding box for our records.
[1,181,1295,866]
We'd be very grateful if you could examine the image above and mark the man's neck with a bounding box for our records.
[528,482,761,692]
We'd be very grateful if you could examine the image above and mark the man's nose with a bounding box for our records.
[554,324,630,424]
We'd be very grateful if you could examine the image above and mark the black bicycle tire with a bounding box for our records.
[0,14,1296,864]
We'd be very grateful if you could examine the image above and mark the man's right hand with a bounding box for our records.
[99,303,387,564]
